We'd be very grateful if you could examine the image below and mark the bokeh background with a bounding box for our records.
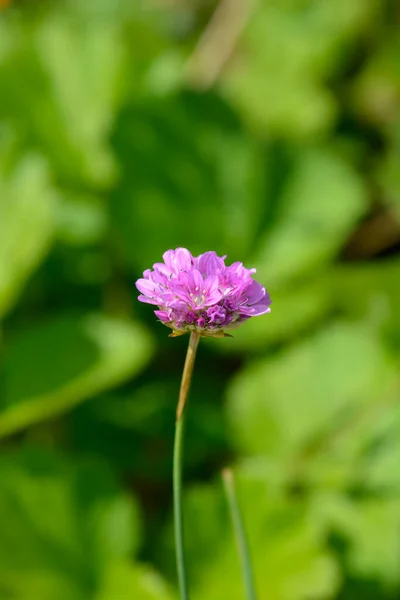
[1,0,400,598]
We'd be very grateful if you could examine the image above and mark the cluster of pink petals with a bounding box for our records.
[136,248,271,337]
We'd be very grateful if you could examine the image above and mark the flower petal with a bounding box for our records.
[135,248,271,333]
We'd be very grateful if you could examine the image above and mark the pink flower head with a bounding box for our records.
[136,248,271,337]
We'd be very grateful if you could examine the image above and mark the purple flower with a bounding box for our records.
[136,248,271,337]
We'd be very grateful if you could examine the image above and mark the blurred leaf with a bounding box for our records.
[110,92,268,271]
[376,127,400,218]
[361,405,400,491]
[62,0,140,21]
[225,69,336,141]
[34,14,124,186]
[253,149,366,286]
[351,37,400,127]
[97,561,176,600]
[340,500,400,587]
[160,482,230,582]
[0,447,140,600]
[351,36,400,220]
[0,153,56,319]
[71,373,229,478]
[314,493,400,588]
[0,314,154,437]
[0,12,125,187]
[227,323,394,459]
[223,0,378,138]
[218,278,331,353]
[332,260,400,350]
[169,474,339,600]
[56,193,107,247]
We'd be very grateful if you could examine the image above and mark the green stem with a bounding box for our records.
[174,331,200,600]
[222,468,258,600]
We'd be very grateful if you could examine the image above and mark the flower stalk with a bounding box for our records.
[174,331,200,600]
[136,248,270,600]
[176,331,200,422]
[222,468,258,600]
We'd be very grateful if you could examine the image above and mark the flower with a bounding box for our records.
[136,248,271,337]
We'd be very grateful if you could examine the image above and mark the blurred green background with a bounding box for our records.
[1,0,400,598]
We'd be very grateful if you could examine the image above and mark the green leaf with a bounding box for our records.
[341,499,400,586]
[61,0,140,21]
[313,493,400,588]
[376,132,400,221]
[56,193,107,247]
[222,0,378,138]
[351,37,400,128]
[227,323,394,459]
[362,413,400,491]
[0,12,125,187]
[0,314,154,437]
[0,153,56,318]
[97,561,176,600]
[332,261,400,351]
[217,278,331,353]
[110,92,268,272]
[0,447,140,600]
[253,149,366,287]
[34,14,125,186]
[71,375,229,478]
[170,474,338,600]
